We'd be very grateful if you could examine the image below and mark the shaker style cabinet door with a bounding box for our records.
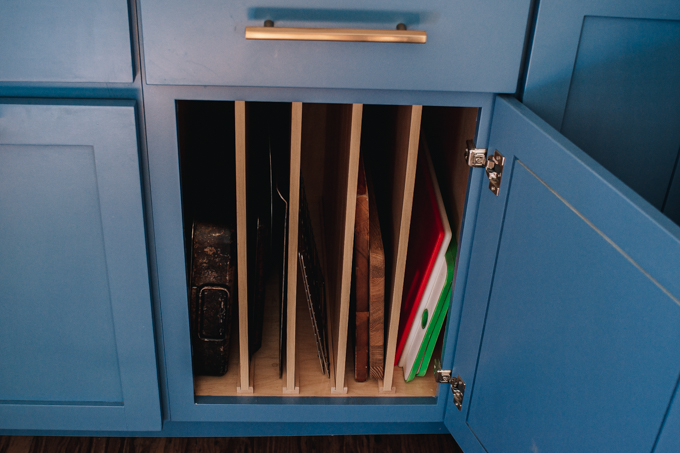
[444,96,680,452]
[0,101,160,431]
[522,0,680,224]
[0,0,134,83]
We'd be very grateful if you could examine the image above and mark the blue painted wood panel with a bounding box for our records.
[138,0,531,92]
[0,145,123,404]
[561,17,680,210]
[445,96,680,452]
[655,380,680,453]
[0,0,133,83]
[0,101,160,431]
[468,163,680,452]
[522,1,680,223]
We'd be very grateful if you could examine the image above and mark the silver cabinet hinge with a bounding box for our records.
[465,140,505,196]
[434,360,466,410]
[464,140,488,168]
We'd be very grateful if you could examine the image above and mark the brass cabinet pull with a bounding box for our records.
[245,26,426,44]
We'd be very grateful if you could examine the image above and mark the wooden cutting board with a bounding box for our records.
[367,163,385,381]
[354,155,370,382]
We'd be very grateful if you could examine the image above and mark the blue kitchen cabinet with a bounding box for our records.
[0,100,161,431]
[522,0,680,224]
[142,91,680,448]
[0,0,134,83]
[0,0,678,448]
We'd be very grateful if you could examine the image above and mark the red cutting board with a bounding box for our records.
[395,149,444,364]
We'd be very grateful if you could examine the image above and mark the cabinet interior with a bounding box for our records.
[176,100,477,398]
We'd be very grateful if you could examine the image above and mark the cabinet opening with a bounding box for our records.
[176,100,477,399]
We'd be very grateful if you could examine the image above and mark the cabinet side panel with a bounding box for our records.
[663,158,680,226]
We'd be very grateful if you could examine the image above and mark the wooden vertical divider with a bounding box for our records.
[381,105,423,392]
[322,104,363,393]
[284,102,303,393]
[235,101,253,393]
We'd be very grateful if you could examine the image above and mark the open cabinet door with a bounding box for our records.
[444,96,680,452]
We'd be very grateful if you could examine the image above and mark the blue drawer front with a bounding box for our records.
[139,0,531,92]
[0,0,133,83]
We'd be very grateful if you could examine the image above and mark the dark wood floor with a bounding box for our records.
[0,435,462,453]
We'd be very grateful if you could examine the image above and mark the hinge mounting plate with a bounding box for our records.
[434,360,466,410]
[465,140,487,167]
[465,140,505,196]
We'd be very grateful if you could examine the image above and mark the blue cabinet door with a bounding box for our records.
[0,0,134,83]
[0,101,160,431]
[522,0,680,223]
[445,96,680,452]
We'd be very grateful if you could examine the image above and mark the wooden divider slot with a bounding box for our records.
[285,102,303,393]
[234,101,252,393]
[299,103,363,394]
[175,100,240,395]
[360,105,423,393]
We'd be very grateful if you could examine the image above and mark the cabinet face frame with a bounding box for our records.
[0,99,160,431]
[143,83,494,423]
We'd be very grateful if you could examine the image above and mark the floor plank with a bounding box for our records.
[0,435,462,453]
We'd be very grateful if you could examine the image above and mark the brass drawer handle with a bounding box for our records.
[245,22,426,44]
